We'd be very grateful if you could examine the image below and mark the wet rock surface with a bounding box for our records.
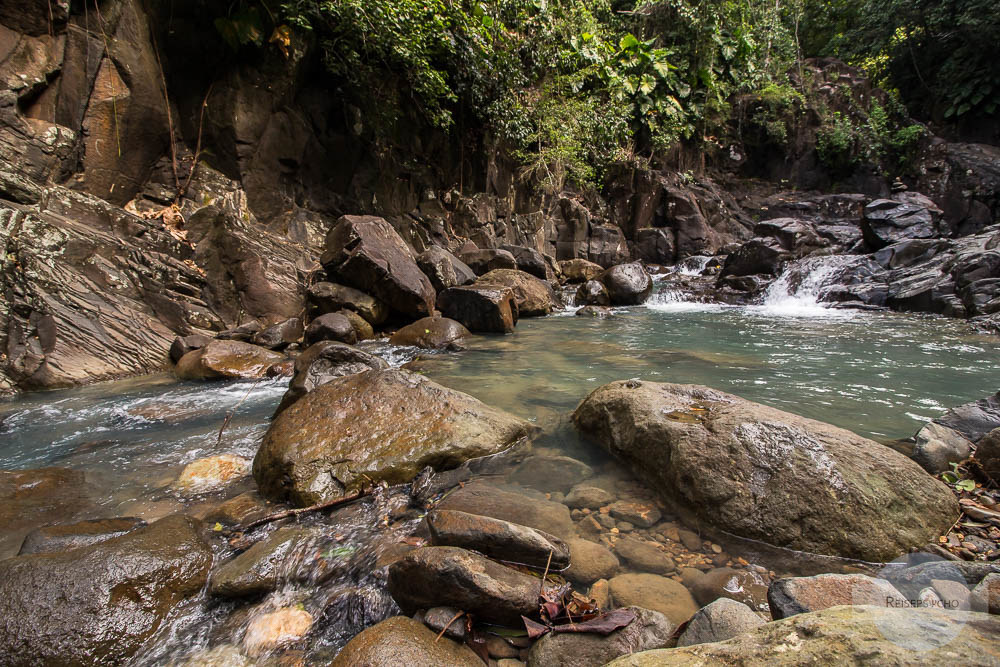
[306,281,389,326]
[175,340,285,381]
[437,285,519,333]
[304,312,357,346]
[331,616,482,666]
[574,380,959,561]
[427,509,570,569]
[388,546,541,625]
[255,369,535,504]
[601,263,653,305]
[17,517,146,556]
[273,340,388,415]
[0,514,212,665]
[417,246,477,292]
[476,268,558,316]
[608,573,699,625]
[0,467,96,559]
[389,316,470,350]
[321,215,436,319]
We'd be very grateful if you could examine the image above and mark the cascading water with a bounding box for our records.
[758,255,859,317]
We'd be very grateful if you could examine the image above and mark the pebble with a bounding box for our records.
[242,608,312,656]
[486,636,520,659]
[617,521,634,533]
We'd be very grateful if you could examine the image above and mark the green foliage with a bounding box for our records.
[816,111,857,171]
[802,0,1000,124]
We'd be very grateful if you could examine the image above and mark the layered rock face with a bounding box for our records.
[573,380,959,561]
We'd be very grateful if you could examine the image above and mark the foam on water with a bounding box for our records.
[755,256,856,319]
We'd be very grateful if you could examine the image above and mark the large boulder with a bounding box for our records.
[306,281,389,326]
[501,244,554,280]
[387,546,540,625]
[606,606,1000,665]
[911,422,974,474]
[389,316,470,350]
[934,391,1000,443]
[427,509,569,569]
[476,269,557,316]
[862,194,942,250]
[174,340,285,381]
[417,246,477,292]
[250,318,303,350]
[255,369,535,505]
[169,334,213,364]
[304,313,357,346]
[0,515,212,665]
[460,248,518,275]
[437,286,519,333]
[331,616,481,666]
[719,238,787,277]
[18,517,145,556]
[321,215,436,318]
[559,258,604,283]
[273,341,388,416]
[600,263,653,305]
[526,607,675,667]
[575,280,611,307]
[573,381,959,561]
[0,467,96,559]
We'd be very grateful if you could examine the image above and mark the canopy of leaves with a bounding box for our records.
[802,0,1000,123]
[210,1,948,190]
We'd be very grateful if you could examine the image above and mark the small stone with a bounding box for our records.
[424,607,467,641]
[172,455,251,494]
[565,538,620,584]
[677,598,766,647]
[678,529,702,551]
[660,522,681,542]
[608,501,662,528]
[710,544,723,554]
[589,579,611,610]
[486,636,520,659]
[618,521,635,533]
[242,608,312,656]
[565,485,615,510]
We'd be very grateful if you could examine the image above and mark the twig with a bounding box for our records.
[217,379,261,443]
[434,610,464,643]
[539,549,553,598]
[944,511,966,538]
[180,83,214,199]
[237,489,370,531]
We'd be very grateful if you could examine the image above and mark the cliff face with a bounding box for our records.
[0,0,997,395]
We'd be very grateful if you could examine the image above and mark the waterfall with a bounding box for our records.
[672,255,713,276]
[758,255,855,318]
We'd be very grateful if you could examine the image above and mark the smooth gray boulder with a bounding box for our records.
[573,381,959,561]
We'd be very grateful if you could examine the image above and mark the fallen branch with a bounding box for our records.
[237,489,370,532]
